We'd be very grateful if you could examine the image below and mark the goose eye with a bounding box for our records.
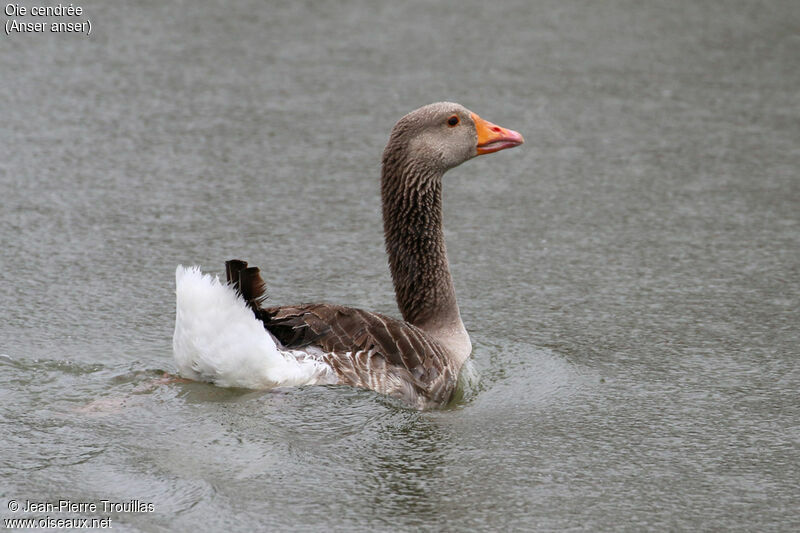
[447,115,460,127]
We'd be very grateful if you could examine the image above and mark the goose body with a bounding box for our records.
[173,102,523,409]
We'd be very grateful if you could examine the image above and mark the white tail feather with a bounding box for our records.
[173,266,336,389]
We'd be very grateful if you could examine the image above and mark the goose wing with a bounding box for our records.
[258,303,457,407]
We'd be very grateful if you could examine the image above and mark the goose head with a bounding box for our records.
[383,102,524,173]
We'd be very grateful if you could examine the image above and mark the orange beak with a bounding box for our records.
[471,112,524,155]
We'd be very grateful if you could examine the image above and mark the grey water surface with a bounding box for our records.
[1,0,799,531]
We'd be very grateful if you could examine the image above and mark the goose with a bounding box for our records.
[173,102,523,409]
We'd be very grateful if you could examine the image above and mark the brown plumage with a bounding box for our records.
[261,304,455,409]
[228,102,523,409]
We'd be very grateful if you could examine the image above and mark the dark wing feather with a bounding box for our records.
[257,303,457,408]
